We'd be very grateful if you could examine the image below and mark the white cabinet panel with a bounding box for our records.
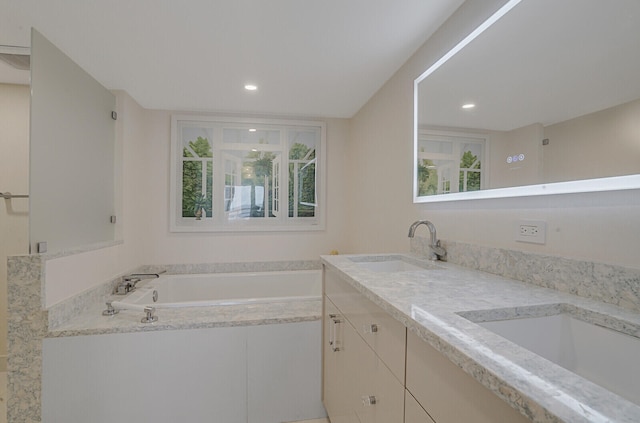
[43,322,325,423]
[324,267,406,383]
[43,327,248,423]
[323,296,360,423]
[406,331,530,423]
[248,321,326,423]
[323,274,405,423]
[405,390,436,423]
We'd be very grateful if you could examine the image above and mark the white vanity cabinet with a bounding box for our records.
[323,268,405,423]
[404,390,436,423]
[406,331,530,423]
[323,265,532,423]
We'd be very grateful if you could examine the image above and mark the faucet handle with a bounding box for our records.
[141,306,158,323]
[102,302,119,316]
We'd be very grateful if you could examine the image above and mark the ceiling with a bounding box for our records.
[419,0,640,131]
[0,0,464,118]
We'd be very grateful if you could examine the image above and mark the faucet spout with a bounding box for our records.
[114,270,167,295]
[408,220,447,261]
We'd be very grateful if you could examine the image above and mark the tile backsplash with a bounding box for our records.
[410,237,640,313]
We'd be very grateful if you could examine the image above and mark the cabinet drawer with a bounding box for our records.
[406,331,531,423]
[324,295,404,423]
[324,267,406,382]
[404,390,435,423]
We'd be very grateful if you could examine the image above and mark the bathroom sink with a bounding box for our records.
[348,255,442,272]
[459,304,640,405]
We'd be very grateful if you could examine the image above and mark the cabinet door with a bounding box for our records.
[405,390,436,423]
[323,297,358,423]
[325,267,406,383]
[359,351,406,423]
[324,296,404,423]
[406,331,531,423]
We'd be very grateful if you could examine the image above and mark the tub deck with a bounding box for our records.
[48,297,321,337]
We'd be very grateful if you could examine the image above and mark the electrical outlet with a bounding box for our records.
[515,220,546,244]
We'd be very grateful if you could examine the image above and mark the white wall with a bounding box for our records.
[347,0,640,268]
[543,98,640,183]
[0,83,30,370]
[488,123,543,189]
[129,108,350,265]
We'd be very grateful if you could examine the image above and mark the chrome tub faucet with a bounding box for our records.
[114,270,166,295]
[408,220,447,261]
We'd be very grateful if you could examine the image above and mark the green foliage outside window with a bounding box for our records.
[417,159,439,196]
[289,143,316,217]
[459,150,481,192]
[243,150,276,217]
[182,136,213,218]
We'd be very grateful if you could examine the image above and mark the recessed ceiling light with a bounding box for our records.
[244,84,258,91]
[462,103,476,109]
[249,128,257,132]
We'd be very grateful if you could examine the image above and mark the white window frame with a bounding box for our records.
[170,115,326,232]
[416,130,487,196]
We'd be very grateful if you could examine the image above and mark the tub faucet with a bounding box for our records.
[114,270,166,295]
[408,220,447,261]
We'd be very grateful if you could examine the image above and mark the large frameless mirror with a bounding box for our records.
[414,0,640,202]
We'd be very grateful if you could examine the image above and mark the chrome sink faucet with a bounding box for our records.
[408,220,447,261]
[114,270,166,295]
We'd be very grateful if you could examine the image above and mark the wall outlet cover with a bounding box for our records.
[515,220,547,244]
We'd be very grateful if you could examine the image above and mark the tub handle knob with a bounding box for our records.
[141,306,158,323]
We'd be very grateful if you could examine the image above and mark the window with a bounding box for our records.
[416,131,486,196]
[170,116,325,232]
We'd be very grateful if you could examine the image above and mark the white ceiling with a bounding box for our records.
[419,0,640,131]
[0,0,464,118]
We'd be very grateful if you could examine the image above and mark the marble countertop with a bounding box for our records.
[321,253,640,423]
[48,298,322,337]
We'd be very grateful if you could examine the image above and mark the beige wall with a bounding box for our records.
[132,109,350,265]
[488,123,543,189]
[42,92,350,305]
[543,98,640,183]
[347,0,640,268]
[39,0,640,305]
[0,84,30,369]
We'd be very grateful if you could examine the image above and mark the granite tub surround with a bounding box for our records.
[7,255,46,423]
[321,253,640,423]
[137,259,321,275]
[410,237,640,313]
[50,298,321,337]
[46,259,322,331]
[6,256,322,422]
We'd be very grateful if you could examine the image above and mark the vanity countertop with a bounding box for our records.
[321,253,640,423]
[48,298,321,337]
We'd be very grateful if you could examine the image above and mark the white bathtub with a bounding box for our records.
[119,269,322,308]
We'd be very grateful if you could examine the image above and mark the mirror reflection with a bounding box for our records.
[415,0,640,199]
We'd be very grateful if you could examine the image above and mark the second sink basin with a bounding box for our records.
[460,304,640,405]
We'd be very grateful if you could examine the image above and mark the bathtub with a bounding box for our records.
[118,269,322,308]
